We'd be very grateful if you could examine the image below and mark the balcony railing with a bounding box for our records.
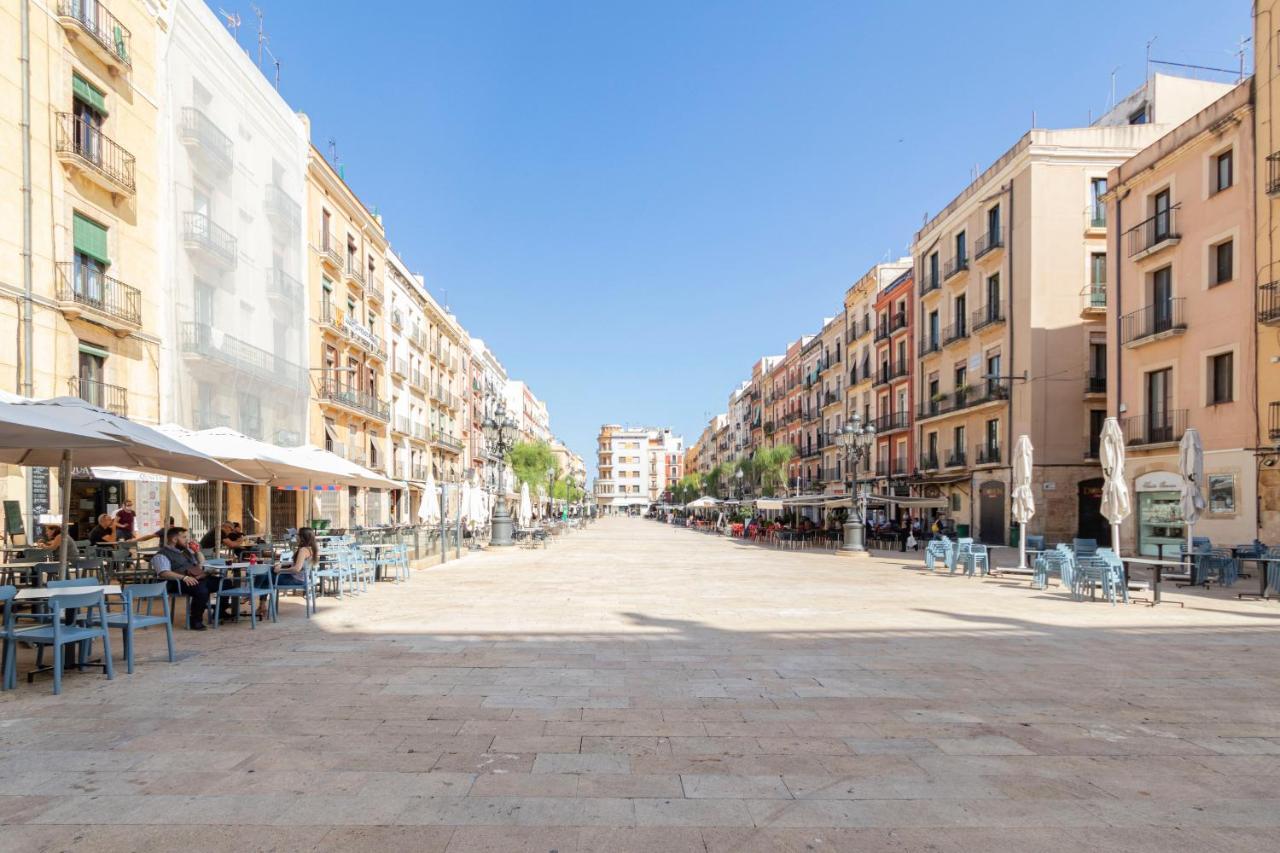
[319,377,390,421]
[391,309,403,329]
[392,358,409,379]
[55,113,136,196]
[346,258,366,287]
[1120,410,1188,447]
[873,363,908,387]
[919,336,941,358]
[1125,205,1180,258]
[918,452,939,472]
[1270,402,1280,441]
[58,0,131,69]
[1120,298,1185,346]
[267,268,302,302]
[431,428,464,452]
[1086,372,1106,395]
[69,376,127,416]
[263,184,301,230]
[180,322,306,389]
[55,262,141,326]
[1081,284,1106,314]
[944,254,969,279]
[873,411,909,433]
[945,449,967,468]
[917,379,1011,420]
[366,275,384,303]
[971,301,1006,332]
[943,318,969,345]
[183,211,237,268]
[975,443,1001,466]
[179,107,233,172]
[920,271,941,296]
[974,228,1002,259]
[320,236,342,269]
[1268,152,1280,197]
[1260,282,1280,325]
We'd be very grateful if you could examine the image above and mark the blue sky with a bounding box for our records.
[234,0,1250,467]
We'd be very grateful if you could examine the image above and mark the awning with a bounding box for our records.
[866,495,949,509]
[754,498,785,511]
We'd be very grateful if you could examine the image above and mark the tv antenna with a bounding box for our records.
[250,5,282,89]
[218,8,242,43]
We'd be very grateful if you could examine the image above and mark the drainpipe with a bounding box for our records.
[20,0,34,396]
[1113,190,1125,415]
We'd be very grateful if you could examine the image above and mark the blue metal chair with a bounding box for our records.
[1204,547,1237,587]
[0,585,16,690]
[90,581,174,674]
[271,561,315,619]
[924,536,952,571]
[965,544,990,577]
[212,565,275,628]
[10,590,115,694]
[1072,538,1098,560]
[1025,535,1045,552]
[950,538,974,574]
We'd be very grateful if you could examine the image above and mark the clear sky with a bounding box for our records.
[232,0,1251,468]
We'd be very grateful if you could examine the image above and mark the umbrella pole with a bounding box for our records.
[307,480,313,525]
[264,484,272,542]
[161,476,172,531]
[1017,524,1027,571]
[57,449,72,581]
[1112,523,1122,557]
[214,479,222,558]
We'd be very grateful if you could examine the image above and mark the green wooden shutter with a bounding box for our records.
[71,73,107,115]
[73,213,110,264]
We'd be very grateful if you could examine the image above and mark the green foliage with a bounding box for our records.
[552,478,584,501]
[507,441,558,489]
[752,444,795,497]
[704,463,729,498]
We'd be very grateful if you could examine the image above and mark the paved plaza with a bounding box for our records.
[3,518,1280,851]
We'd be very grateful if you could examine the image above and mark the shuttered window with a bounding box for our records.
[71,73,107,115]
[72,213,110,264]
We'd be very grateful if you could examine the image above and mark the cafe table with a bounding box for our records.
[15,584,123,682]
[1236,554,1280,601]
[360,543,399,581]
[1120,557,1185,608]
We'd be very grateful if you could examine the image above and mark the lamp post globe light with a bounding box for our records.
[835,414,876,557]
[734,467,744,500]
[482,402,520,547]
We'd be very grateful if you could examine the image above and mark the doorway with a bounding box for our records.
[269,488,297,537]
[1077,477,1109,545]
[978,479,1005,545]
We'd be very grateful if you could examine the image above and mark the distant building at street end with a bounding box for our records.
[595,424,683,513]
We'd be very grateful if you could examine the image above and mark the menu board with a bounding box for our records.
[30,467,50,538]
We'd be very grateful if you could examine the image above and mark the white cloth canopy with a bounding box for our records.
[686,496,720,509]
[420,466,440,523]
[518,482,532,527]
[279,444,400,489]
[1178,428,1206,541]
[1011,434,1035,570]
[1100,417,1131,550]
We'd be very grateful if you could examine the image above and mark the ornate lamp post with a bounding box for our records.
[834,414,876,556]
[482,401,519,546]
[734,467,744,500]
[545,465,556,520]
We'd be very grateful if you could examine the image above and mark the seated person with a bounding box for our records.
[200,521,247,552]
[152,526,232,631]
[88,513,118,546]
[35,523,64,552]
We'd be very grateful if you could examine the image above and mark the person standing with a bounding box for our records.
[114,499,136,542]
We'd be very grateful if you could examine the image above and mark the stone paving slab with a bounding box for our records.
[3,517,1280,851]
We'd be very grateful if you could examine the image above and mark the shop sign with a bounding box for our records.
[1135,471,1180,492]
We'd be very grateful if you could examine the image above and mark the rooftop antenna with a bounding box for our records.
[1108,66,1119,111]
[328,138,339,165]
[252,4,266,66]
[218,8,241,43]
[1238,35,1252,82]
[1146,35,1158,83]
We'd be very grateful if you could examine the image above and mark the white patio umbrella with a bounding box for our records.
[1099,417,1131,553]
[420,465,440,523]
[1178,428,1206,552]
[518,482,532,527]
[1011,434,1035,570]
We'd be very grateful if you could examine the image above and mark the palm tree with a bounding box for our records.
[704,462,728,498]
[753,444,795,497]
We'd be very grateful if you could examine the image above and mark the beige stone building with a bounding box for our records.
[1107,80,1256,555]
[1256,1,1280,542]
[912,75,1231,545]
[0,0,162,536]
[305,145,390,528]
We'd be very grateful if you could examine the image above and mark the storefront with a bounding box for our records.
[1134,471,1184,557]
[67,472,125,540]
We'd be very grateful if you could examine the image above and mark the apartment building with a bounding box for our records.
[816,313,846,495]
[912,74,1231,545]
[778,337,809,487]
[595,424,681,512]
[873,270,914,490]
[647,428,684,502]
[385,249,434,519]
[305,144,390,528]
[1256,1,1280,542]
[1,0,163,535]
[749,356,781,456]
[1107,80,1257,555]
[423,291,466,485]
[727,380,752,471]
[468,337,509,497]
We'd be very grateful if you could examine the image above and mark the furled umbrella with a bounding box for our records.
[518,482,532,527]
[1178,428,1207,553]
[1099,417,1131,553]
[1011,434,1035,570]
[420,464,440,524]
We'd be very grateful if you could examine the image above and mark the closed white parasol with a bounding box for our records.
[1099,417,1131,552]
[1011,434,1035,570]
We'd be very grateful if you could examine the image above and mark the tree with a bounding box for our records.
[752,444,795,497]
[704,463,728,498]
[507,441,558,489]
[552,478,583,501]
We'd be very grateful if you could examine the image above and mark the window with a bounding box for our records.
[985,419,999,453]
[1214,150,1233,193]
[1128,106,1148,125]
[1213,239,1233,285]
[1209,352,1233,405]
[76,345,105,406]
[987,205,1000,242]
[1151,266,1173,327]
[928,311,940,346]
[1090,178,1107,227]
[985,274,1000,316]
[72,212,109,304]
[1090,253,1106,287]
[955,231,967,264]
[1153,189,1172,241]
[928,252,939,287]
[954,294,967,335]
[954,365,967,392]
[1146,368,1172,431]
[1208,474,1236,513]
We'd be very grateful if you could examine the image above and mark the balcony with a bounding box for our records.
[319,237,342,271]
[918,452,939,472]
[943,254,969,280]
[974,228,1003,260]
[1085,371,1106,396]
[1270,402,1280,441]
[944,449,967,468]
[918,336,941,358]
[943,318,969,346]
[873,362,908,388]
[1120,298,1185,347]
[318,377,390,421]
[975,443,1001,466]
[180,322,306,389]
[69,376,126,416]
[920,271,941,296]
[409,370,427,391]
[1080,284,1106,317]
[392,358,409,380]
[391,308,404,330]
[345,258,366,288]
[57,0,131,73]
[263,184,301,233]
[183,212,237,269]
[179,107,233,174]
[54,262,141,333]
[1260,282,1280,325]
[1125,205,1180,259]
[266,268,302,304]
[916,379,1011,421]
[1120,410,1188,447]
[366,274,384,303]
[194,410,231,430]
[54,113,135,200]
[1084,435,1100,460]
[971,301,1006,333]
[431,428,464,453]
[1268,152,1280,197]
[873,410,909,434]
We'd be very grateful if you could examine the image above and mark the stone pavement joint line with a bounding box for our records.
[3,518,1280,852]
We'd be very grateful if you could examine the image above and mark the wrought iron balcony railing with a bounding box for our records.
[69,376,127,416]
[183,211,237,268]
[975,443,1001,466]
[1260,282,1280,325]
[55,261,141,326]
[179,107,233,172]
[1120,298,1185,346]
[945,449,967,468]
[1081,284,1106,313]
[971,300,1006,332]
[944,254,969,279]
[917,380,1011,420]
[1125,205,1180,257]
[318,377,390,421]
[58,0,132,68]
[1086,372,1106,395]
[974,227,1002,258]
[54,113,135,195]
[1120,409,1188,447]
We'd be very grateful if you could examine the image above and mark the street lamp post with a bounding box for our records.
[546,466,556,520]
[482,401,519,547]
[834,415,876,557]
[734,468,744,500]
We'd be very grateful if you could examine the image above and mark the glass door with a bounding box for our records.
[1145,368,1171,443]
